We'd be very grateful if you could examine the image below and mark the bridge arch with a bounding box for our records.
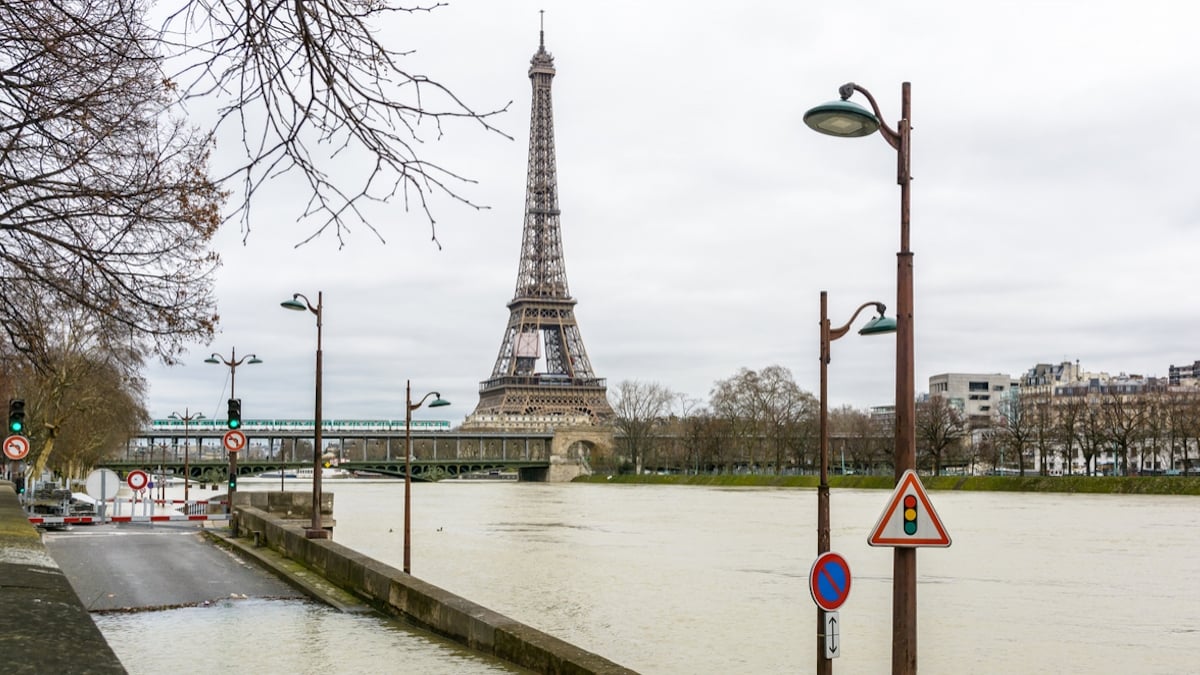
[518,426,613,482]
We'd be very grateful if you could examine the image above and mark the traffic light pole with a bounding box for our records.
[226,398,243,525]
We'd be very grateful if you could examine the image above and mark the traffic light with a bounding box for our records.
[227,398,242,430]
[902,494,918,535]
[8,399,25,435]
[228,472,237,491]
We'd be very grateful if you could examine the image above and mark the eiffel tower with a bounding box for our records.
[469,27,613,426]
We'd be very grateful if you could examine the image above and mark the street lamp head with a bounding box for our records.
[280,297,307,311]
[804,98,879,138]
[169,412,179,420]
[428,395,451,408]
[859,314,898,336]
[203,355,221,364]
[248,356,264,365]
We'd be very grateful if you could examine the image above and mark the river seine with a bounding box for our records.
[97,481,1200,674]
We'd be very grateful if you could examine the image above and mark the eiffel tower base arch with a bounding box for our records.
[518,426,613,482]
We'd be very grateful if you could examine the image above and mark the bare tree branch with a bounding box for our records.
[159,0,512,247]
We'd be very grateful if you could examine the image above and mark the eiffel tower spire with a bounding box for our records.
[469,26,613,424]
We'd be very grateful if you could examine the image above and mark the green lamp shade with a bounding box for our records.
[858,315,897,336]
[804,99,880,138]
[280,298,306,311]
[429,398,451,408]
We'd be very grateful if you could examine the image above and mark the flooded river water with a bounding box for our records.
[96,481,1200,674]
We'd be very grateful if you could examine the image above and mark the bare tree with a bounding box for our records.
[829,405,889,474]
[1053,395,1086,476]
[1,0,222,364]
[1099,389,1147,476]
[1078,394,1107,475]
[998,392,1036,476]
[609,380,675,474]
[916,395,965,475]
[710,366,815,474]
[2,310,148,480]
[159,0,510,244]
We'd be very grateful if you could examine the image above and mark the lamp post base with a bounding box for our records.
[304,528,330,540]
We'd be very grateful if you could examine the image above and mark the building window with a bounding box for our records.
[969,381,989,392]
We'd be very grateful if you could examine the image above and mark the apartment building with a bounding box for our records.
[927,373,1017,427]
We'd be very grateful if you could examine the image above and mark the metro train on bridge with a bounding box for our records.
[148,418,454,433]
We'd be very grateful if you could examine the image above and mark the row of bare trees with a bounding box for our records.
[986,388,1200,477]
[607,369,1200,477]
[609,366,842,475]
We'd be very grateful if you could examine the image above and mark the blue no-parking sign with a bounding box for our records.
[809,551,852,611]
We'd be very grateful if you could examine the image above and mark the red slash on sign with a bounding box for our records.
[809,551,852,612]
[3,435,30,461]
[223,429,247,452]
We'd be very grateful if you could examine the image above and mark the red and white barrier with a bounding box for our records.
[28,512,230,525]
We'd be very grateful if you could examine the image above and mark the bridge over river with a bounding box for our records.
[110,421,612,482]
[98,457,552,483]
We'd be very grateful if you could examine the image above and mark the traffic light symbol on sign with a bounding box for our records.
[868,470,951,547]
[902,494,918,535]
[8,399,26,435]
[227,398,242,430]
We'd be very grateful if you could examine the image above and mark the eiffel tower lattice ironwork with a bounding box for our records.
[471,29,613,423]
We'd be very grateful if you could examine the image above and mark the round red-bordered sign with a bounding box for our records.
[223,429,247,452]
[3,435,30,461]
[809,551,853,612]
[126,469,150,491]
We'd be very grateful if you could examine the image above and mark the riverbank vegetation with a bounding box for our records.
[574,472,1200,496]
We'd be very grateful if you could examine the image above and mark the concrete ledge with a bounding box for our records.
[0,482,126,674]
[234,505,637,674]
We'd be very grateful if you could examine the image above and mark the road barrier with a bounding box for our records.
[28,513,230,525]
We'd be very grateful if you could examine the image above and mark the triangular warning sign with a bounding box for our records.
[868,469,951,547]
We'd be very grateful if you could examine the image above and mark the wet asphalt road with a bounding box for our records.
[41,523,304,611]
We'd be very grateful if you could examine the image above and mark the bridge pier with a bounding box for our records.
[541,426,612,482]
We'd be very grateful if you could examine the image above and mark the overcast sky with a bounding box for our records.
[144,0,1200,424]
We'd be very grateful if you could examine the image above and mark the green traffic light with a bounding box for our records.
[228,418,240,430]
[9,421,21,433]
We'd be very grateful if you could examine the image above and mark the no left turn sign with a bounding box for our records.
[223,429,247,452]
[3,435,30,461]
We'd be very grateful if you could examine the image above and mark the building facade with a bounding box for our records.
[927,372,1018,427]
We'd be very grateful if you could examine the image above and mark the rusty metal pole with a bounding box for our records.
[308,292,327,539]
[817,291,832,675]
[404,379,413,574]
[892,81,916,675]
[183,415,190,504]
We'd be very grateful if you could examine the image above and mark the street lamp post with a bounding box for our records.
[404,380,449,574]
[806,81,917,674]
[205,347,261,519]
[281,292,329,539]
[817,291,895,675]
[157,442,168,503]
[204,347,262,400]
[169,409,205,503]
